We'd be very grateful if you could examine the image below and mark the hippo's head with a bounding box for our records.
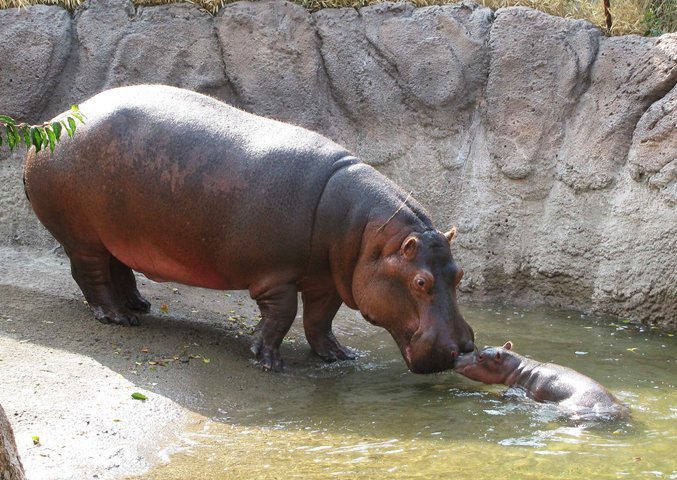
[454,341,516,384]
[353,227,475,373]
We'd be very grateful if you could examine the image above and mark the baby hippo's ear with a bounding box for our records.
[502,341,513,350]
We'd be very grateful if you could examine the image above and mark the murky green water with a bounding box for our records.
[136,305,676,479]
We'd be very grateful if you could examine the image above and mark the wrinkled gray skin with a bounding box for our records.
[454,342,628,418]
[23,85,475,373]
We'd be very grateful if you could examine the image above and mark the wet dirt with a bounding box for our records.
[0,246,307,479]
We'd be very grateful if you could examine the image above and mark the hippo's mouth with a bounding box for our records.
[368,314,461,374]
[398,337,459,374]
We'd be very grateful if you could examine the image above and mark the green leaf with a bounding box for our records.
[0,115,16,125]
[131,392,148,401]
[67,117,77,136]
[46,127,56,152]
[21,126,32,148]
[71,112,86,123]
[6,125,16,151]
[51,122,62,141]
[13,127,22,151]
[31,127,43,152]
[69,105,85,124]
[62,119,73,138]
[39,127,48,149]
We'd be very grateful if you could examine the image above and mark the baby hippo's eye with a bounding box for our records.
[416,278,426,287]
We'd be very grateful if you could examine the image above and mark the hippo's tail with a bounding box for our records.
[22,149,34,203]
[23,171,30,202]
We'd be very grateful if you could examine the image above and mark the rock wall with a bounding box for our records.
[0,0,675,327]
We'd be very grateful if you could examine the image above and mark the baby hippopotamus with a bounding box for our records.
[454,342,628,418]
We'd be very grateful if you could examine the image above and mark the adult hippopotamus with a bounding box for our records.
[454,342,628,418]
[23,85,474,373]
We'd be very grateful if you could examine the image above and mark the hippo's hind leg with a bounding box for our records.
[250,284,298,372]
[67,248,140,326]
[302,288,355,362]
[110,257,151,313]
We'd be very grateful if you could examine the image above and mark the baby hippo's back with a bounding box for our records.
[526,362,627,417]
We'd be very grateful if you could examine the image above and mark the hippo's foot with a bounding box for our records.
[90,304,140,326]
[250,284,298,372]
[110,257,151,314]
[308,332,355,362]
[250,332,283,372]
[125,295,151,313]
[301,290,351,363]
[67,251,146,326]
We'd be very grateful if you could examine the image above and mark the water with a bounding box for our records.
[134,305,676,479]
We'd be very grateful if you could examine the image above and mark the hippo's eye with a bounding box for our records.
[412,272,433,294]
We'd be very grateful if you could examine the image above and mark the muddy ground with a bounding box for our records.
[0,246,335,480]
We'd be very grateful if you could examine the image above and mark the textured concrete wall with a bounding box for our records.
[0,0,675,327]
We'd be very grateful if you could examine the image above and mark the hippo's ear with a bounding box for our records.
[401,236,419,260]
[444,226,457,243]
[503,341,513,350]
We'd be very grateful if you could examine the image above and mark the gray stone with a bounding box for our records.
[44,0,232,116]
[313,1,493,170]
[106,3,229,95]
[628,76,677,205]
[0,151,55,250]
[215,0,339,132]
[485,7,600,198]
[556,33,677,193]
[0,5,71,123]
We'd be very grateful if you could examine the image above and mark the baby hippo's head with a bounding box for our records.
[453,341,518,385]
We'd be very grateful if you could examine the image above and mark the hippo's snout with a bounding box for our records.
[459,324,475,354]
[403,326,474,374]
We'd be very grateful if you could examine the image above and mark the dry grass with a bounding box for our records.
[1,0,674,35]
[475,0,675,35]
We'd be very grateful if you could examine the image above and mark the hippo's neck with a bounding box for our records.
[503,355,545,391]
[309,160,432,308]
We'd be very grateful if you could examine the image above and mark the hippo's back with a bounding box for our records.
[24,85,355,289]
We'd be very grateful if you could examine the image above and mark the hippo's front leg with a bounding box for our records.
[250,284,298,371]
[302,288,355,362]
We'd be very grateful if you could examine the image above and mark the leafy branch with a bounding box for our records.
[0,105,85,153]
